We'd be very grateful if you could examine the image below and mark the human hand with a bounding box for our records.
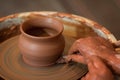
[68,36,116,63]
[68,36,120,75]
[81,56,114,80]
[57,36,120,75]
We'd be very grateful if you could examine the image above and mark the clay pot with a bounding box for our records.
[18,15,65,67]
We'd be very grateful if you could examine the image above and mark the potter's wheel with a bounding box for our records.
[0,36,87,80]
[0,11,119,80]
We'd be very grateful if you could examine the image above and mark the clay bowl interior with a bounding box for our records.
[0,11,120,80]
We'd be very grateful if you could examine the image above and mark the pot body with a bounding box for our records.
[18,16,65,67]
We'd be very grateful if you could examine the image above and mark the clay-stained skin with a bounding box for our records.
[81,56,114,80]
[56,36,120,80]
[62,54,114,80]
[68,36,120,75]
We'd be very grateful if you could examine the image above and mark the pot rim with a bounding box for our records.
[20,15,64,40]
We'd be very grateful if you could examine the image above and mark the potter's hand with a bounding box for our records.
[60,55,114,80]
[68,36,120,75]
[69,36,116,60]
[81,56,114,80]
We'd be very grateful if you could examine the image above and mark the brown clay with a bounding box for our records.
[18,15,65,67]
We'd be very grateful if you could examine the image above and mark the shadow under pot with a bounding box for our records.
[18,16,65,67]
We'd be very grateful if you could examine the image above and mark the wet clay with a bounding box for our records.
[19,16,65,67]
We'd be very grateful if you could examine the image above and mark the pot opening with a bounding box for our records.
[20,16,63,39]
[25,26,58,37]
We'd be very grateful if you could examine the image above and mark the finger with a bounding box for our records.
[69,54,86,64]
[64,54,86,64]
[88,56,107,69]
[68,40,80,54]
[87,58,96,73]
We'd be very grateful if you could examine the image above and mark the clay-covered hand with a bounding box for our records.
[69,36,115,60]
[81,56,114,80]
[68,36,120,75]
